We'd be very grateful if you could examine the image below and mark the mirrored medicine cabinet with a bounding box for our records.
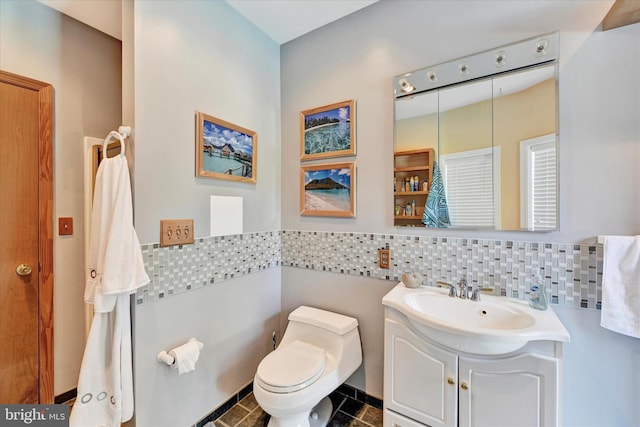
[393,33,559,231]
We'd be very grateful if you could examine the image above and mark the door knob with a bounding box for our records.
[16,264,33,276]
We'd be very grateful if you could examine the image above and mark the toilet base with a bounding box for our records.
[309,396,332,427]
[266,396,333,427]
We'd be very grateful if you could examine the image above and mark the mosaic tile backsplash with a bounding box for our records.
[136,231,281,304]
[138,230,602,309]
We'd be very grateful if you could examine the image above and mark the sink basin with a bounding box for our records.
[383,283,570,355]
[405,292,535,331]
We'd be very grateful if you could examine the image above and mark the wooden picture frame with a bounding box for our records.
[196,111,257,183]
[300,162,356,217]
[300,100,355,161]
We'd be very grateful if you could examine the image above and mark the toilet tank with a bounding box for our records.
[281,306,362,371]
[288,306,358,335]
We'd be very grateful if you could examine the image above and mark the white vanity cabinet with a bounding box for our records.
[384,311,563,427]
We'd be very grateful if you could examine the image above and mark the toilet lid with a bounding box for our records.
[256,340,326,393]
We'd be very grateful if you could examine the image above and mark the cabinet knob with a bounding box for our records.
[460,382,469,390]
[447,377,455,385]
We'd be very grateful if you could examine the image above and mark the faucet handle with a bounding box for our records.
[436,281,458,297]
[470,286,481,301]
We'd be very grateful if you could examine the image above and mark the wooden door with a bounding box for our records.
[0,71,54,403]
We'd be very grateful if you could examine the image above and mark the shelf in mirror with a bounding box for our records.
[394,148,434,227]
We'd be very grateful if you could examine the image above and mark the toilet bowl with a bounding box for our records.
[253,306,362,427]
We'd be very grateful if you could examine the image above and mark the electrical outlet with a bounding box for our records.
[160,219,195,247]
[379,248,390,269]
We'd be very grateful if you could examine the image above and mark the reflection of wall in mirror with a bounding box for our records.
[394,113,438,154]
[394,77,555,230]
[429,78,553,230]
[439,100,493,154]
[494,78,556,229]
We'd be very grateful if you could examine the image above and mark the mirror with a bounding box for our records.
[438,78,495,229]
[493,65,557,230]
[394,61,558,231]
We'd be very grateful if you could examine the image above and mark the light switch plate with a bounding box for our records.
[58,217,73,235]
[160,219,195,247]
[379,249,390,269]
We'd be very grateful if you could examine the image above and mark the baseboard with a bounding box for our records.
[195,382,383,427]
[195,382,253,427]
[54,388,77,405]
[335,383,383,410]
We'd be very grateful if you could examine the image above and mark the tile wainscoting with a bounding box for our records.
[137,230,602,309]
[136,231,281,304]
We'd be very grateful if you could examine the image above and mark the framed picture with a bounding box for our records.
[300,100,355,161]
[300,162,355,217]
[196,111,257,184]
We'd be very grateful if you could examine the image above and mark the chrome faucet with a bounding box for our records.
[458,277,468,299]
[470,286,481,301]
[436,281,458,297]
[438,277,482,301]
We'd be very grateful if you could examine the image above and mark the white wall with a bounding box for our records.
[0,0,122,395]
[281,1,639,425]
[130,1,281,425]
[132,269,281,427]
[133,0,281,243]
[554,305,640,427]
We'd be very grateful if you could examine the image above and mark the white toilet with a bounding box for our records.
[253,306,362,427]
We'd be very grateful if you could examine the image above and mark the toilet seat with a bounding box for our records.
[256,340,326,393]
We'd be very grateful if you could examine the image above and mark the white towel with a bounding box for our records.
[69,295,133,427]
[600,235,640,339]
[71,153,149,427]
[85,154,149,313]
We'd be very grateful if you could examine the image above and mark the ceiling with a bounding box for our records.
[40,0,638,46]
[38,0,379,44]
[225,0,379,44]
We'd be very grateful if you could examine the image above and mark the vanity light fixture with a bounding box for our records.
[534,39,548,57]
[393,32,558,99]
[398,78,415,93]
[494,50,507,68]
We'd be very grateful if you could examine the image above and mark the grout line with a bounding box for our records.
[232,406,259,427]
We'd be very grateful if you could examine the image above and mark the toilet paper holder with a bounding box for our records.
[157,339,204,366]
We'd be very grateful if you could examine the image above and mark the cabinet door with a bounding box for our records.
[458,353,559,427]
[385,319,458,427]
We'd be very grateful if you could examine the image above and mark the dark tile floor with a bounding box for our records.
[205,391,383,427]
